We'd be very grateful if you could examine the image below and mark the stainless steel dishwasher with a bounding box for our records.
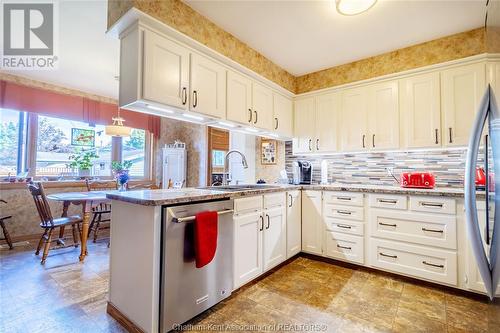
[160,198,234,332]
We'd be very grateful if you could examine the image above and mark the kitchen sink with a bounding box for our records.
[197,184,282,192]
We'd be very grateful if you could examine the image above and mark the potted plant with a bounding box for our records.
[68,149,99,178]
[111,160,133,191]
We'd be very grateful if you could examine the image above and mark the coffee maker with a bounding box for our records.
[292,161,313,185]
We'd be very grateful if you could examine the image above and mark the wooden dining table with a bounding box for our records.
[46,190,115,262]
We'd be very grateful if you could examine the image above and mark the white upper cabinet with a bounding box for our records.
[252,82,274,130]
[400,72,441,148]
[190,53,227,119]
[368,81,399,150]
[315,92,340,152]
[226,70,253,125]
[273,93,293,138]
[341,86,369,151]
[488,61,500,102]
[441,63,485,147]
[293,97,316,153]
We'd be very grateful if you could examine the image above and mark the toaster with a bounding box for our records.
[400,172,435,189]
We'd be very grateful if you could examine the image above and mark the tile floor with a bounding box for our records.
[0,241,499,333]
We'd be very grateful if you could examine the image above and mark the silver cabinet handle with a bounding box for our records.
[316,139,320,151]
[422,261,444,268]
[336,224,352,229]
[337,196,352,201]
[380,252,397,259]
[193,90,198,108]
[337,244,352,250]
[266,214,270,229]
[254,110,258,124]
[435,129,439,144]
[182,87,187,105]
[378,199,397,204]
[336,210,352,215]
[275,117,279,130]
[288,194,293,207]
[379,222,397,227]
[422,227,444,233]
[421,202,444,208]
[372,134,375,148]
[449,127,453,143]
[248,108,252,123]
[362,134,365,148]
[259,215,264,231]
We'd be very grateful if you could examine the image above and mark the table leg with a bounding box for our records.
[79,201,90,261]
[58,201,70,246]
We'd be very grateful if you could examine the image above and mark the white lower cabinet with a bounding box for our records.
[325,231,364,264]
[369,238,457,285]
[286,191,302,258]
[233,193,286,289]
[301,191,323,255]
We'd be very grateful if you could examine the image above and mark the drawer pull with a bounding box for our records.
[422,261,444,268]
[379,252,397,259]
[336,224,352,229]
[421,202,444,208]
[378,199,397,204]
[337,196,352,201]
[337,245,352,250]
[337,210,352,215]
[379,222,397,227]
[421,227,444,233]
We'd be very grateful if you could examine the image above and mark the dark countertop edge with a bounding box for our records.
[106,184,484,206]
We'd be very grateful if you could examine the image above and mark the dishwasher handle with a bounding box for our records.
[169,208,234,223]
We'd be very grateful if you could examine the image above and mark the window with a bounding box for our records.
[122,128,147,178]
[35,116,112,178]
[0,109,27,177]
[212,150,225,167]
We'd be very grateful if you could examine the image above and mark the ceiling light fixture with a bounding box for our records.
[335,0,377,16]
[105,108,132,137]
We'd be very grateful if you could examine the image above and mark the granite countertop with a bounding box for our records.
[106,185,300,206]
[106,183,485,206]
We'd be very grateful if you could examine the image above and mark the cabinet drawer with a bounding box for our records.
[323,191,364,207]
[264,192,285,209]
[325,232,364,264]
[324,217,364,236]
[369,238,457,285]
[369,194,407,210]
[323,204,364,221]
[234,196,262,215]
[410,196,456,215]
[369,209,456,249]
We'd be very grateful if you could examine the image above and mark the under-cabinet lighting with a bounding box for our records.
[182,113,204,121]
[217,121,236,128]
[244,127,259,133]
[146,104,174,114]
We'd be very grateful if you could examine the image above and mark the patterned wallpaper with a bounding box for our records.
[108,2,485,95]
[284,142,478,189]
[107,0,296,93]
[295,28,486,94]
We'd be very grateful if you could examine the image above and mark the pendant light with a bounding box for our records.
[105,108,131,137]
[335,0,377,16]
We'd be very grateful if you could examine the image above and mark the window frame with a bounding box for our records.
[17,113,154,181]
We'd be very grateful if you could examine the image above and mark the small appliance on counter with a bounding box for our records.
[292,160,313,185]
[400,172,435,189]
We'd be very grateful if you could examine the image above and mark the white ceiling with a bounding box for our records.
[185,0,486,76]
[2,0,119,99]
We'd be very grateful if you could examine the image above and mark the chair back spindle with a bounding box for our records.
[28,182,54,227]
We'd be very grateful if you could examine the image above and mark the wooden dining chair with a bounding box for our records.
[0,199,14,250]
[85,180,116,243]
[27,182,82,264]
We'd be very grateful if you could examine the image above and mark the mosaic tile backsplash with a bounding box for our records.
[285,142,483,188]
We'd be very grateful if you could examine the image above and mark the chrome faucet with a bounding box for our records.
[223,150,248,185]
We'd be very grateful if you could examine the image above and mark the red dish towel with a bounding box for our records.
[194,211,218,268]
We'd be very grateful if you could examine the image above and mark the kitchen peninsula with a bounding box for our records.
[105,184,487,333]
